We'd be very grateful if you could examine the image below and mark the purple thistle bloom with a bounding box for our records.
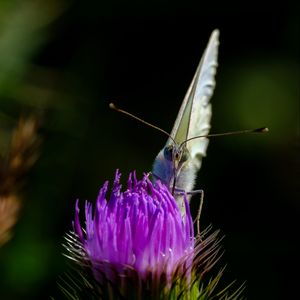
[62,170,244,299]
[73,170,194,285]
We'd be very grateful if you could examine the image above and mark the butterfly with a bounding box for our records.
[152,29,219,208]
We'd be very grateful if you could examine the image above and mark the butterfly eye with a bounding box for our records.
[163,145,173,161]
[180,148,190,163]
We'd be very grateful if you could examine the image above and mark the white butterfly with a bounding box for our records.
[152,29,219,208]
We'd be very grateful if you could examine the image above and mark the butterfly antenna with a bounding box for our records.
[109,103,176,144]
[180,127,269,148]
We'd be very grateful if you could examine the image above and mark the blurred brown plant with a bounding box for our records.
[0,116,40,246]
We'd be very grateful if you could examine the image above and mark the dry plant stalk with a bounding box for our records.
[0,116,40,246]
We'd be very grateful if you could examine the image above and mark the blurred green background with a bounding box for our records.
[0,1,298,299]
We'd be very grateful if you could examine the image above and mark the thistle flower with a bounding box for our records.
[63,170,244,299]
[73,171,193,289]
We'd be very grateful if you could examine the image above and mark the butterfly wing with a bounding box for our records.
[173,29,219,204]
[185,29,219,169]
[169,29,219,152]
[153,30,219,194]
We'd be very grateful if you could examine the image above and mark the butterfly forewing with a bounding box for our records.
[168,29,219,150]
[153,29,220,200]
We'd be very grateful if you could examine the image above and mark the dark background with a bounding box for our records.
[0,1,299,299]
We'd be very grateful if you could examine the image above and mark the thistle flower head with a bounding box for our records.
[63,170,244,299]
[73,170,194,285]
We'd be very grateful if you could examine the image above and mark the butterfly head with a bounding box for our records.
[163,143,190,170]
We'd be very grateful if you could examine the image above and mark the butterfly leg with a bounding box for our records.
[175,188,204,238]
[174,188,204,236]
[151,175,204,236]
[194,190,204,239]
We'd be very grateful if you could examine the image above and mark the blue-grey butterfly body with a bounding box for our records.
[152,30,219,208]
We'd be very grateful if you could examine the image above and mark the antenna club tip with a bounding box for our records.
[109,103,117,110]
[255,127,269,133]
